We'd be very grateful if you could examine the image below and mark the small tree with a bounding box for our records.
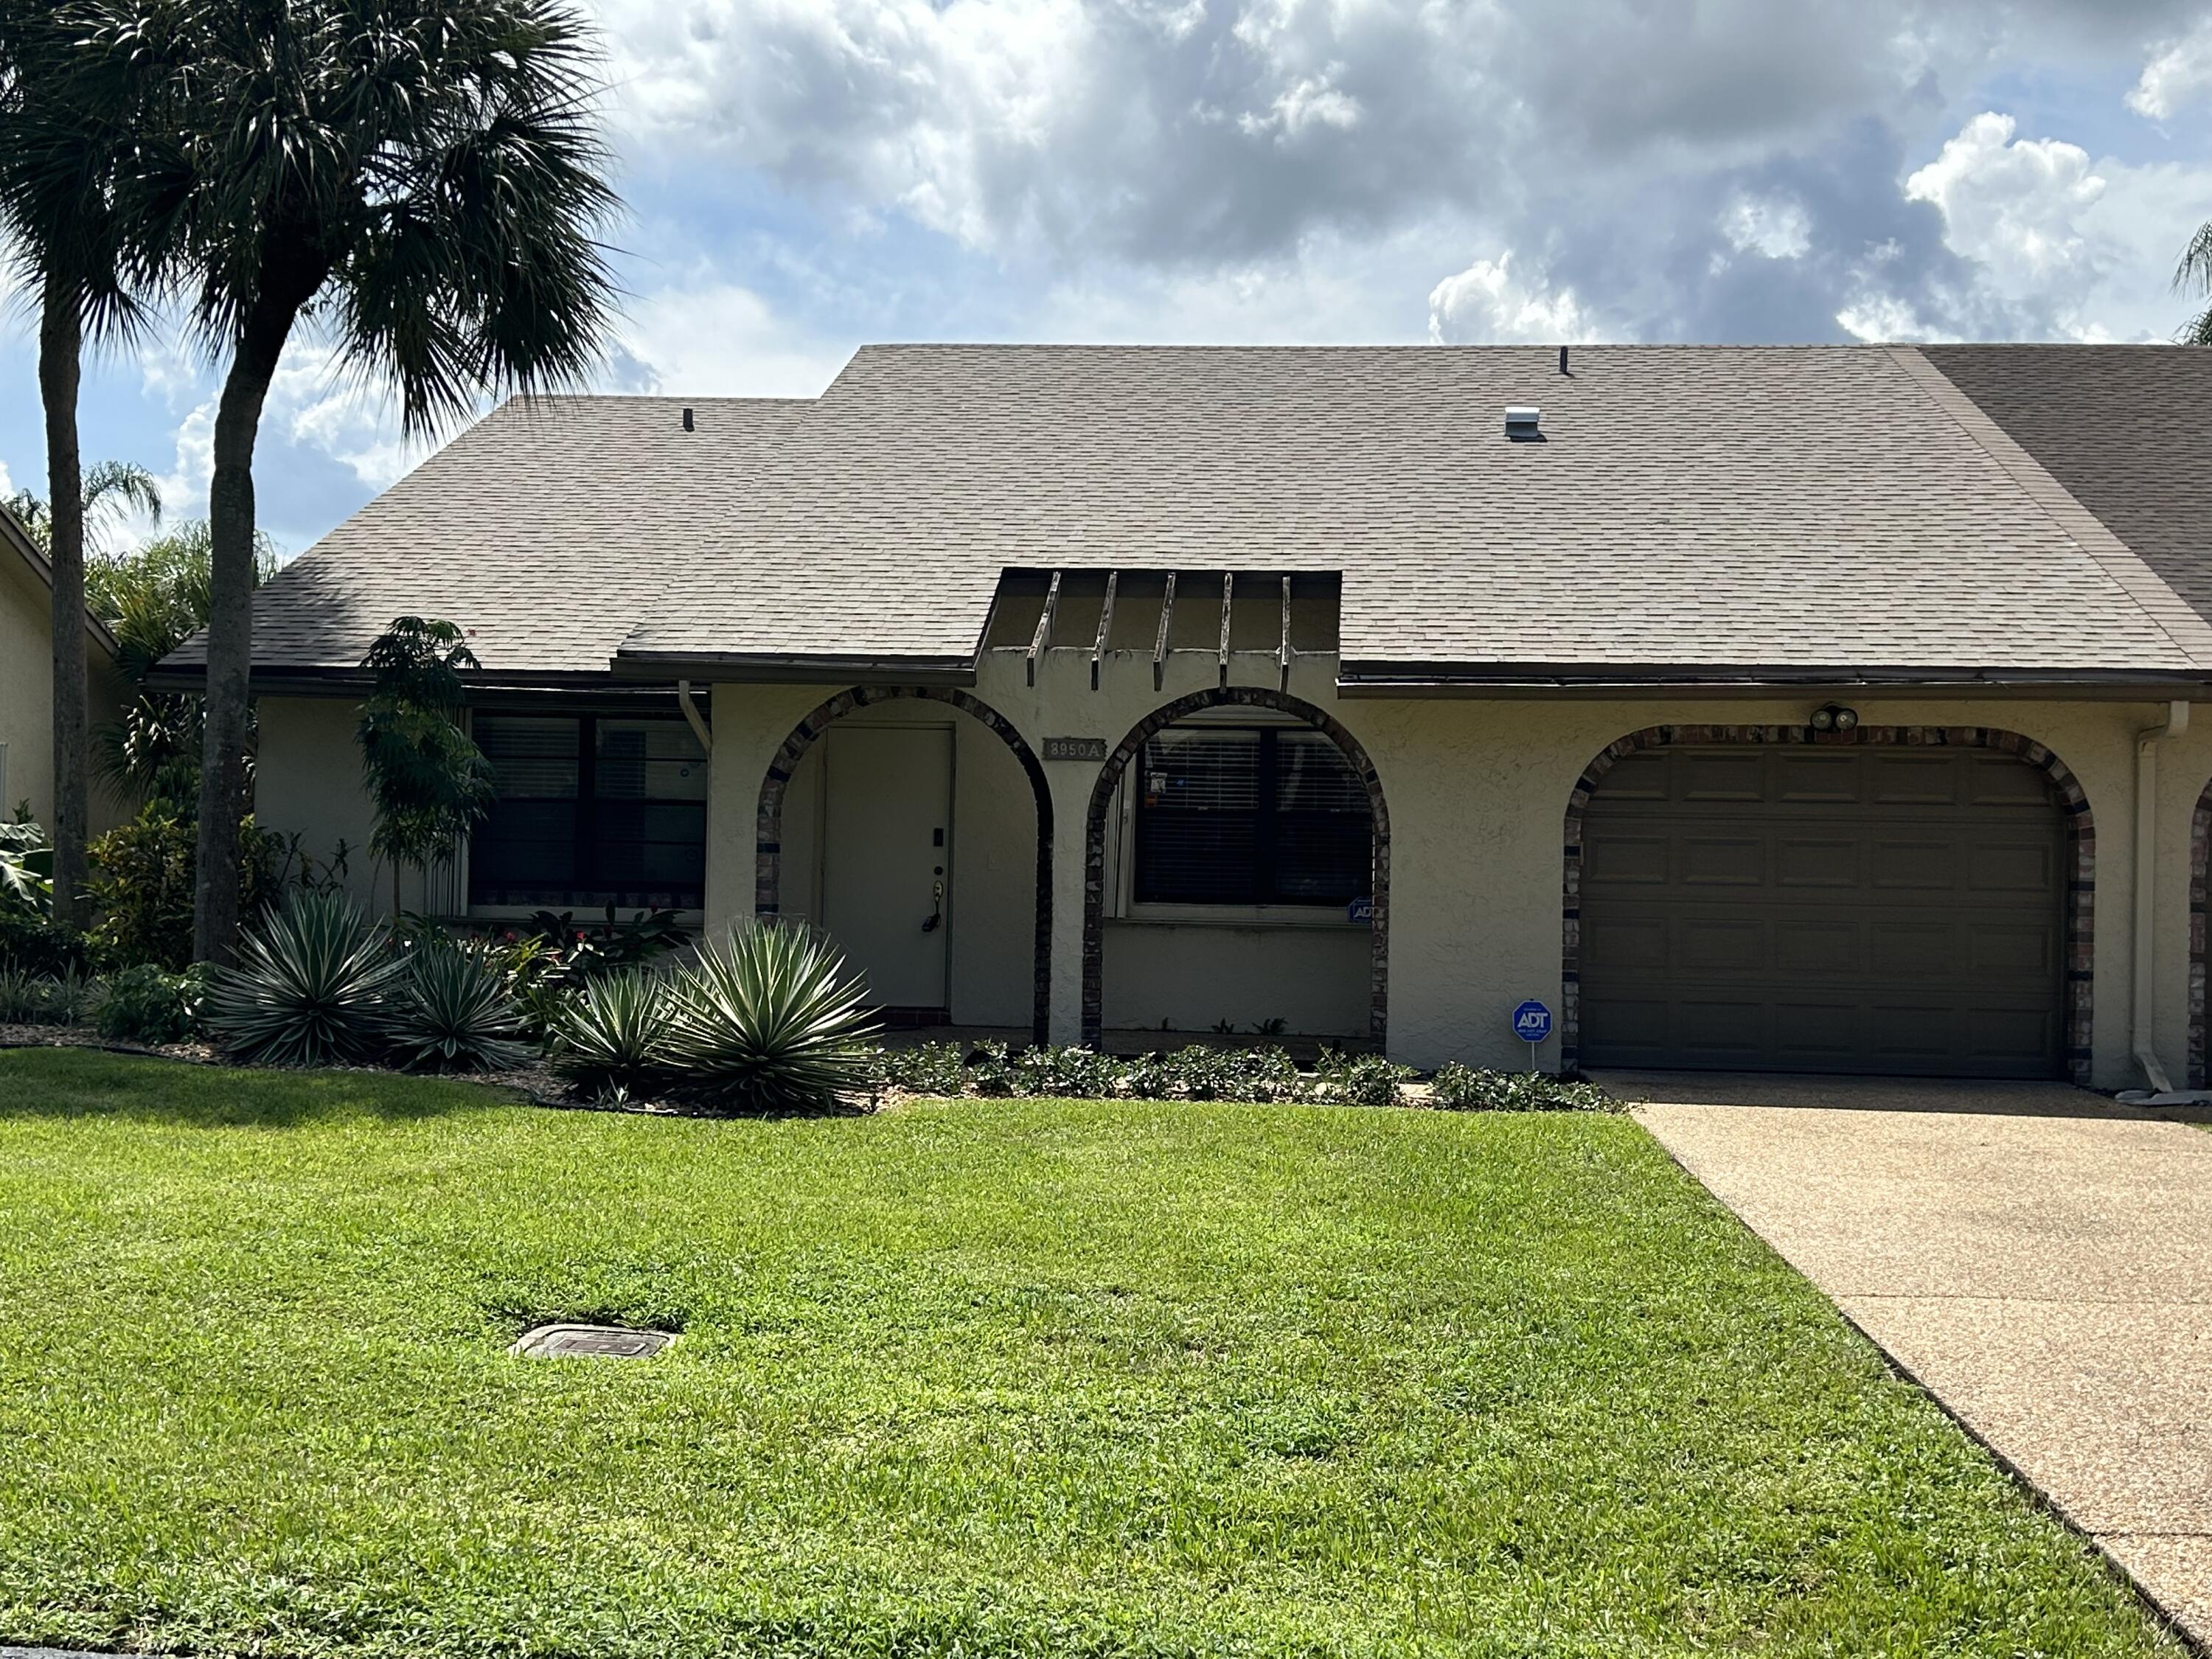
[355,618,493,917]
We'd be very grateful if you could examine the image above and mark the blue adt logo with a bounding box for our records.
[1511,1000,1553,1043]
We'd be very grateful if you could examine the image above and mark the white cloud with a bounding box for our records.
[1898,109,2212,341]
[1238,73,1362,140]
[1905,113,2104,283]
[1427,253,1602,344]
[1721,194,1812,260]
[612,282,853,397]
[1834,293,1953,344]
[2128,19,2212,117]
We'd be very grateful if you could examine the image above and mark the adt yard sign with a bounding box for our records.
[1511,1000,1552,1070]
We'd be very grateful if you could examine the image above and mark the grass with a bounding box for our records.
[0,1048,2180,1659]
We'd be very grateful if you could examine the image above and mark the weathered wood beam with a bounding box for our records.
[1152,571,1175,692]
[1091,570,1118,691]
[1217,572,1234,689]
[1026,569,1060,688]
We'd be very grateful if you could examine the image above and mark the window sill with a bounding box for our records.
[1113,905,1365,931]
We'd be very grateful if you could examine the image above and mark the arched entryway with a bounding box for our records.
[757,686,1052,1046]
[1082,686,1389,1048]
[1565,723,2095,1084]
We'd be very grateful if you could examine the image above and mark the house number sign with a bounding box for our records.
[1043,736,1107,762]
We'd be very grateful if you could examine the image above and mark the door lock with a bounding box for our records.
[922,878,945,933]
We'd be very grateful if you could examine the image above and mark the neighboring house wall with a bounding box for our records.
[0,546,127,833]
[0,548,52,820]
[255,669,2209,1090]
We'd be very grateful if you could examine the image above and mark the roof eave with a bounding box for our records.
[609,648,978,687]
[1335,661,2212,700]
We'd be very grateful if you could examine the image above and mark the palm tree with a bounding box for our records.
[0,4,150,930]
[2178,222,2212,344]
[79,0,620,964]
[4,459,164,554]
[86,518,277,809]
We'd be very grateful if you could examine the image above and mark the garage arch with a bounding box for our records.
[1564,724,2094,1085]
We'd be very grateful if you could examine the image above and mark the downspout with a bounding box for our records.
[2132,700,2189,1093]
[676,680,713,758]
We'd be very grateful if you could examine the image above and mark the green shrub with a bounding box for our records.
[546,968,674,1099]
[387,939,530,1073]
[94,963,204,1044]
[0,814,52,914]
[1427,1064,1616,1113]
[878,1040,970,1096]
[0,967,102,1026]
[523,905,689,981]
[665,922,878,1112]
[85,804,291,970]
[1314,1048,1416,1107]
[0,911,99,976]
[203,891,404,1067]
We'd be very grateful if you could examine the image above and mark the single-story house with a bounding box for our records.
[0,504,125,830]
[159,342,2212,1090]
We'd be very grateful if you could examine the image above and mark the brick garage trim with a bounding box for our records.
[1562,724,2097,1087]
[1081,686,1389,1048]
[2191,778,2212,1088]
[757,686,1053,1046]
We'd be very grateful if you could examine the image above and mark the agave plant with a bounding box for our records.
[202,890,403,1066]
[546,967,675,1099]
[665,922,880,1113]
[388,937,530,1073]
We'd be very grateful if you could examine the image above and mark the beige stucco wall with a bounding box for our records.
[0,550,127,833]
[256,662,2212,1091]
[1102,922,1368,1037]
[255,696,428,914]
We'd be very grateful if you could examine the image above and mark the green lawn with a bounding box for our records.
[0,1049,2178,1659]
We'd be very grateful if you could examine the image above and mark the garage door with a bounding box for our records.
[1577,744,2067,1078]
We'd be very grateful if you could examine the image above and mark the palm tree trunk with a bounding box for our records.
[39,282,88,933]
[191,291,298,965]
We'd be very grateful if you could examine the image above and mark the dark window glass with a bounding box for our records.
[1133,725,1369,908]
[470,713,707,908]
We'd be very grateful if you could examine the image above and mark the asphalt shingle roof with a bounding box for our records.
[181,343,2212,684]
[1921,344,2212,635]
[166,395,809,676]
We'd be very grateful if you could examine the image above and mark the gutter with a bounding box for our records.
[1335,664,2212,700]
[675,680,712,757]
[2130,700,2191,1096]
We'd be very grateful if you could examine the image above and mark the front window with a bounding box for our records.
[470,713,707,909]
[1133,725,1369,908]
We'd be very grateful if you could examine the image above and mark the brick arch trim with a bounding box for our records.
[2190,777,2212,1088]
[1082,686,1389,1047]
[1562,724,2096,1087]
[757,686,1053,1046]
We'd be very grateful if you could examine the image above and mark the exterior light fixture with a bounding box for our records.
[1809,703,1859,733]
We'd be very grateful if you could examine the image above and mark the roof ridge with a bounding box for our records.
[1886,344,2212,671]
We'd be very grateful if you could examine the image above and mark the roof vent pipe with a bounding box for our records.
[1559,346,1568,375]
[681,406,694,432]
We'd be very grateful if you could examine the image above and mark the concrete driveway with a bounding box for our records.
[1615,1071,2212,1648]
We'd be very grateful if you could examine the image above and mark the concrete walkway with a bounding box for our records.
[1615,1071,2212,1648]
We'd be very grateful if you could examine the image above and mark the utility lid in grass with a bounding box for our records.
[510,1324,672,1359]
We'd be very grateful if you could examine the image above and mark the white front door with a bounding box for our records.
[821,724,953,1010]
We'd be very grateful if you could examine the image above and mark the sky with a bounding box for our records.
[5,0,2212,558]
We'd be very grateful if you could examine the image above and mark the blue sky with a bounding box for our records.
[6,0,2212,558]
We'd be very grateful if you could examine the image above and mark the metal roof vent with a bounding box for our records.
[1504,405,1540,439]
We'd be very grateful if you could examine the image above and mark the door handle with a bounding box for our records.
[921,878,945,933]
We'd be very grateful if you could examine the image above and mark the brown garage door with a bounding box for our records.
[1577,744,2067,1078]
